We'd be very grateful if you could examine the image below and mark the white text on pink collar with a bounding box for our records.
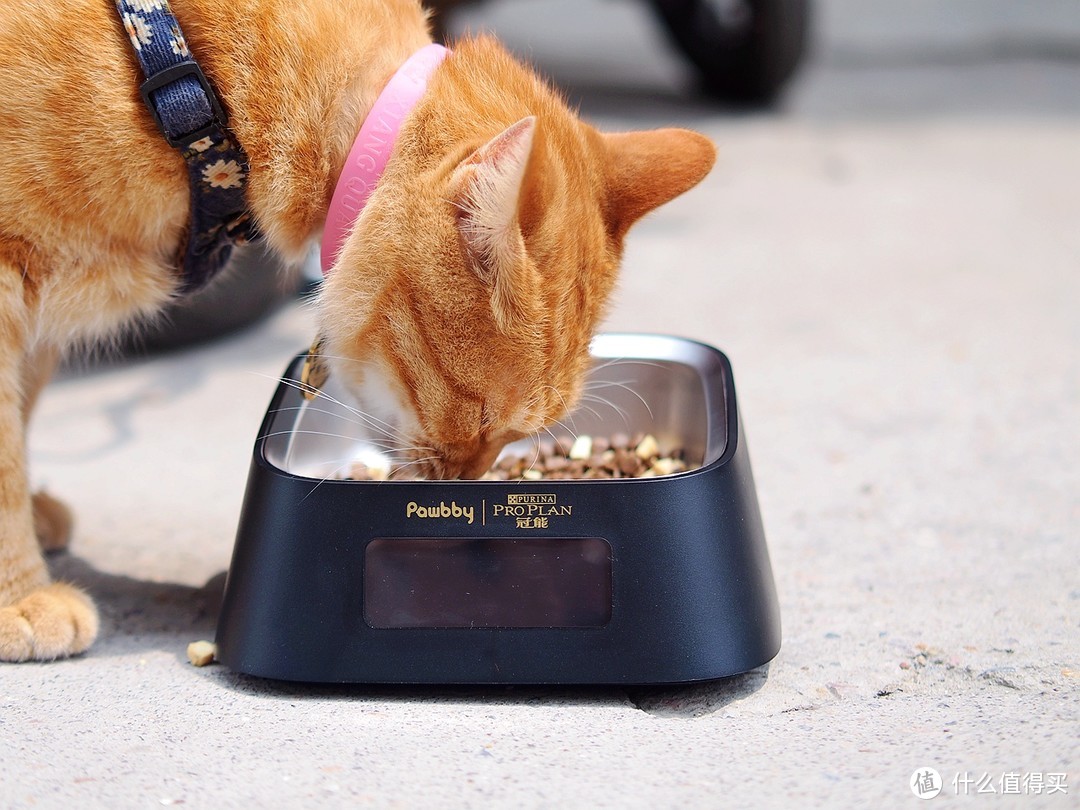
[321,43,449,275]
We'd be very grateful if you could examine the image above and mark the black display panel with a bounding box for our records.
[364,537,612,629]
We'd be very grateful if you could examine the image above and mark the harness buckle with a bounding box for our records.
[139,60,229,150]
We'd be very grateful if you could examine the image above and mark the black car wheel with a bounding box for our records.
[649,0,810,104]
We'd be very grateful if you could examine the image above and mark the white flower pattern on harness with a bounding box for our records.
[125,0,165,12]
[169,22,190,56]
[203,159,245,190]
[122,12,153,50]
[170,36,190,57]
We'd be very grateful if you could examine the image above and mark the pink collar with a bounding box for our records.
[321,43,449,274]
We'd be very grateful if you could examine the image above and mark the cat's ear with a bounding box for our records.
[600,128,717,239]
[450,116,537,332]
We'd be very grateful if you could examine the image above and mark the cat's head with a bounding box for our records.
[317,38,715,479]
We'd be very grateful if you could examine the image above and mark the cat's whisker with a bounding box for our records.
[583,379,654,419]
[265,404,401,437]
[259,373,416,445]
[259,378,442,475]
[314,397,418,444]
[588,358,666,375]
[299,457,363,503]
[546,414,578,442]
[524,435,544,477]
[540,384,577,432]
[257,428,383,444]
[589,356,629,371]
[579,393,632,425]
[378,443,437,458]
[389,455,441,480]
[570,399,605,422]
[392,454,441,467]
[540,425,564,448]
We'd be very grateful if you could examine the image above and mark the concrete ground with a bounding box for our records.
[5,0,1078,806]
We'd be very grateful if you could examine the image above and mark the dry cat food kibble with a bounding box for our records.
[482,432,692,480]
[186,640,218,667]
[342,434,693,481]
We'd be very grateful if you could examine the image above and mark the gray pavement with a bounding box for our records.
[5,1,1079,806]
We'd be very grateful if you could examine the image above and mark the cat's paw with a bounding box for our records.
[32,490,73,553]
[0,582,99,662]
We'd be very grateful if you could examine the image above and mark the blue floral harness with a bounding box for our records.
[114,0,259,293]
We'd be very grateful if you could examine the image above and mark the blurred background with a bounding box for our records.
[434,0,1080,115]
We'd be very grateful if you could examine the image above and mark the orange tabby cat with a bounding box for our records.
[0,0,714,661]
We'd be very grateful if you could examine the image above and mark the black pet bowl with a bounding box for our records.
[215,334,780,684]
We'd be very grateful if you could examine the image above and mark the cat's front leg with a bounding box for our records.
[0,267,98,661]
[20,345,74,554]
